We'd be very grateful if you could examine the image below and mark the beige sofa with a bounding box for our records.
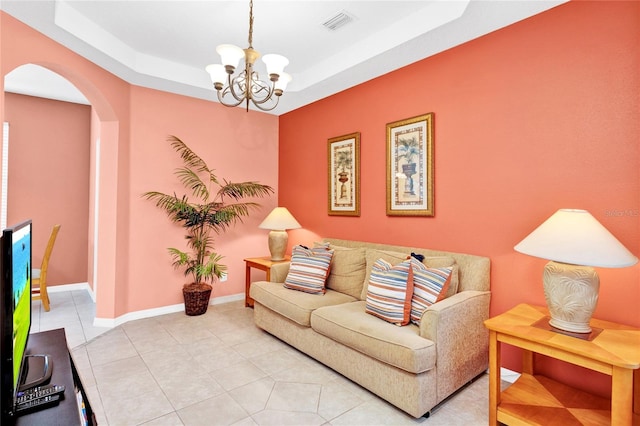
[250,238,491,418]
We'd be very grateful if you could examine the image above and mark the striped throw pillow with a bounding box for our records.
[410,257,453,325]
[283,245,334,294]
[365,258,414,326]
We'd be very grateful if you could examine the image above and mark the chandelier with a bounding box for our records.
[205,0,291,112]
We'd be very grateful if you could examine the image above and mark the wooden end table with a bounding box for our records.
[484,303,640,426]
[244,256,290,307]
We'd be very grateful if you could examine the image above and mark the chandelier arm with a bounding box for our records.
[217,72,246,107]
[244,71,277,105]
[226,70,250,103]
[251,96,280,112]
[250,86,277,105]
[218,79,280,111]
[217,88,245,108]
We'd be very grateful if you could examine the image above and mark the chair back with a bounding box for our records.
[38,224,61,284]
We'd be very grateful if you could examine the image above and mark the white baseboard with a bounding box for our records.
[48,282,92,293]
[46,284,244,329]
[48,282,96,302]
[93,304,183,328]
[93,293,245,328]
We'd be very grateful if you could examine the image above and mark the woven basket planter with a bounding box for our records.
[183,283,212,316]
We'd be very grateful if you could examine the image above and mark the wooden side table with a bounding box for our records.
[484,303,640,426]
[244,256,290,307]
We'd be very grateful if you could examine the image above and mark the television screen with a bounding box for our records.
[10,223,31,392]
[0,219,32,423]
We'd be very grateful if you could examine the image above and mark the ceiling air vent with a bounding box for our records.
[322,10,355,31]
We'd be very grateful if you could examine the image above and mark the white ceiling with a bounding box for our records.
[1,0,567,114]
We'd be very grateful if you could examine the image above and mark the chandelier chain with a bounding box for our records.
[248,0,254,49]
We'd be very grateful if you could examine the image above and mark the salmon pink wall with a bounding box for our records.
[2,11,130,319]
[129,85,279,311]
[1,12,279,318]
[279,1,639,397]
[4,93,90,286]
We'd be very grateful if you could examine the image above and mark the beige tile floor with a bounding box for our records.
[32,290,496,425]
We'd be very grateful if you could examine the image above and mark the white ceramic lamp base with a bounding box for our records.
[268,230,288,261]
[543,261,599,333]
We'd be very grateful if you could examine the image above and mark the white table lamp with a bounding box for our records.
[259,207,301,261]
[515,209,637,333]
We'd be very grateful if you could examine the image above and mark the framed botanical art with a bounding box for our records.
[386,113,434,216]
[328,132,360,216]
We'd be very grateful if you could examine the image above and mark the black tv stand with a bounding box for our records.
[18,354,53,391]
[15,329,96,425]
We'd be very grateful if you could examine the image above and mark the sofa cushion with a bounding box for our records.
[360,248,410,300]
[251,281,356,327]
[410,258,453,325]
[365,258,414,326]
[325,245,367,299]
[311,301,436,374]
[284,245,334,294]
[314,242,367,299]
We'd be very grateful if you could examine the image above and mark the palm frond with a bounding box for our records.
[169,135,207,173]
[203,203,263,234]
[168,247,190,265]
[185,232,214,255]
[217,180,274,201]
[168,248,196,280]
[199,253,227,284]
[169,135,219,185]
[143,192,201,224]
[175,167,210,202]
[143,191,184,213]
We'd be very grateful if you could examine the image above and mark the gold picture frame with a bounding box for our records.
[386,113,434,216]
[328,132,360,216]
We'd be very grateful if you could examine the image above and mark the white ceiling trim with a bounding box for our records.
[294,1,469,91]
[1,0,569,114]
[54,0,210,89]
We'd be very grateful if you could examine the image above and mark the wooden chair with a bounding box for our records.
[33,224,61,312]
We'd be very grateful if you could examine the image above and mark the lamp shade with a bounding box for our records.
[259,207,301,231]
[514,209,638,268]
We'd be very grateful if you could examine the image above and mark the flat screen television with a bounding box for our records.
[0,219,36,423]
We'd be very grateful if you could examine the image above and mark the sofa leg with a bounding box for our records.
[422,411,431,418]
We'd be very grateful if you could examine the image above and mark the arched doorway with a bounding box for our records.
[2,63,120,329]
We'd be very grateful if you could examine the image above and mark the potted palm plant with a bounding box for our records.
[144,135,274,315]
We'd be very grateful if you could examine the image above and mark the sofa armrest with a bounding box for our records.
[419,290,491,400]
[419,290,490,341]
[269,262,290,283]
